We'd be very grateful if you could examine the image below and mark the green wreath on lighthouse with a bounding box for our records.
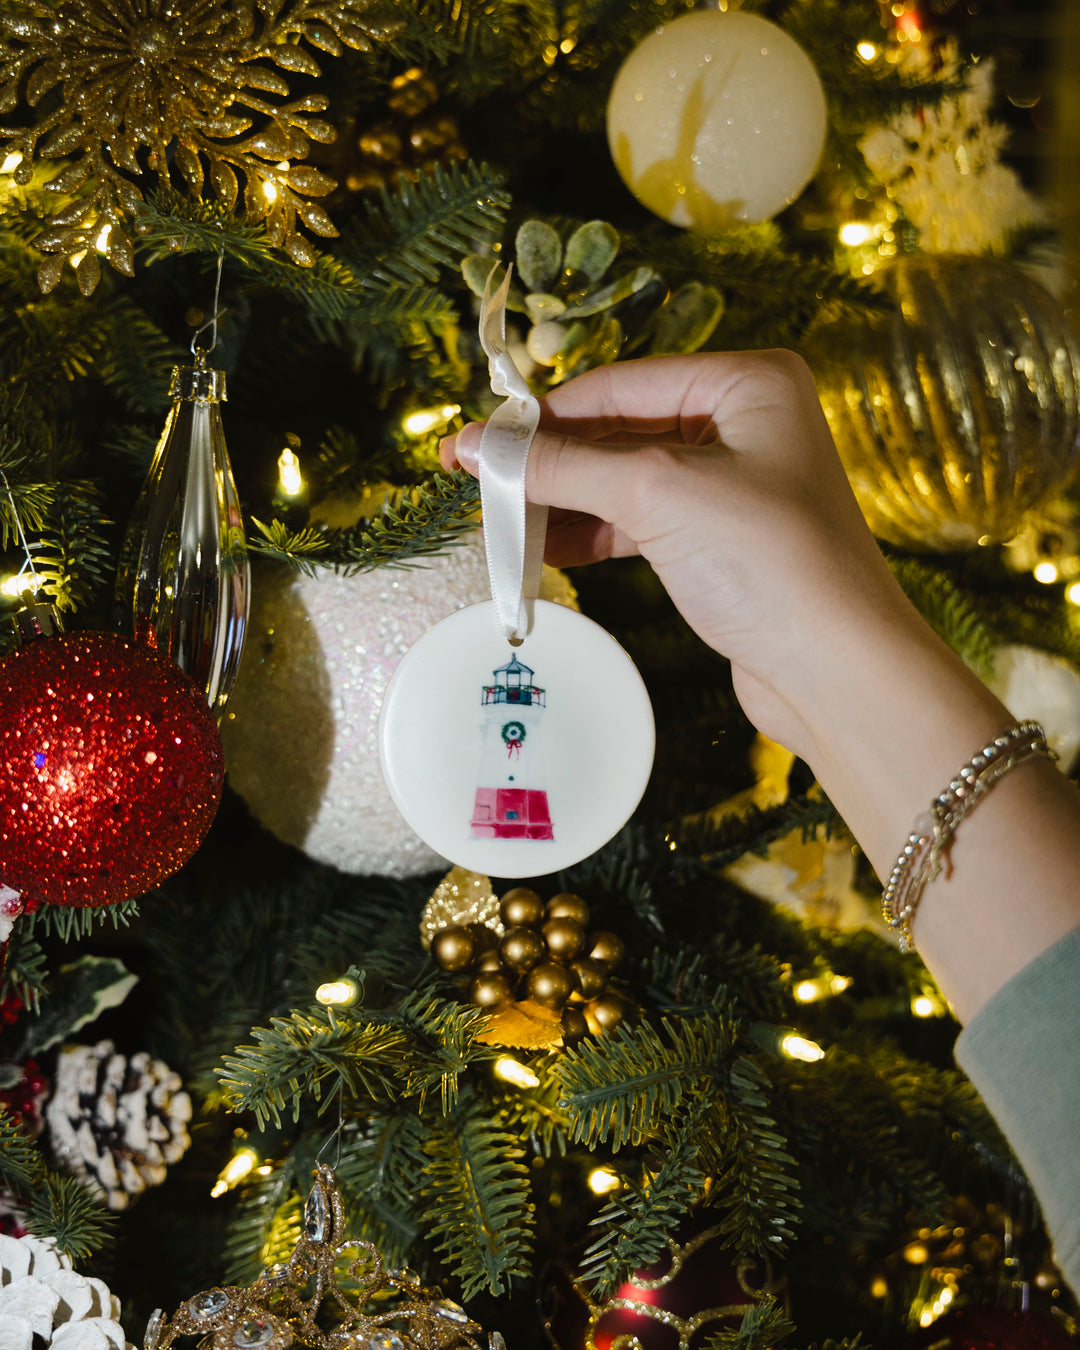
[502,720,527,751]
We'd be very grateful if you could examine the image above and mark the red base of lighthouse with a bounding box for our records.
[471,788,554,839]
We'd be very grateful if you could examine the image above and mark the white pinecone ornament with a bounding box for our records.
[44,1042,192,1212]
[0,1232,133,1349]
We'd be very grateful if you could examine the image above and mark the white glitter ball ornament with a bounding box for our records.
[606,10,827,229]
[222,534,578,877]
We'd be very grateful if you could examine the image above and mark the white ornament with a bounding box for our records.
[222,534,578,878]
[0,1235,132,1349]
[606,10,827,228]
[379,599,655,876]
[986,643,1080,775]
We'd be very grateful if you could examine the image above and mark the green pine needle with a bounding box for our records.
[0,1108,46,1192]
[27,1174,115,1264]
[420,1091,534,1299]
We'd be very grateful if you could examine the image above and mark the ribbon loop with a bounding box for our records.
[477,265,547,644]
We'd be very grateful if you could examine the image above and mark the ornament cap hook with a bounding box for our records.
[8,592,63,647]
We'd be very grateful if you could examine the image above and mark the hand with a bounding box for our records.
[441,349,913,758]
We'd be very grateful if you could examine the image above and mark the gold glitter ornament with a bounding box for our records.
[147,1163,504,1350]
[802,254,1080,551]
[420,867,502,950]
[0,0,408,292]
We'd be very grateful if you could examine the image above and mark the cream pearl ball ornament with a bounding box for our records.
[222,534,578,878]
[606,10,827,229]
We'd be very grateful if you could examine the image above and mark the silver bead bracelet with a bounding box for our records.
[881,720,1055,953]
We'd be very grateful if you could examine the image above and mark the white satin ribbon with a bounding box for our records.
[477,265,547,644]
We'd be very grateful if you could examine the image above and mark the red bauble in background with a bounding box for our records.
[0,631,224,907]
[904,1307,1076,1350]
[544,1223,771,1350]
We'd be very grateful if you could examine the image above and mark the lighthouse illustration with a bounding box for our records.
[470,653,554,840]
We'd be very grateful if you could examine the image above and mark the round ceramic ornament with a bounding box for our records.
[606,10,827,229]
[379,598,654,876]
[379,267,655,877]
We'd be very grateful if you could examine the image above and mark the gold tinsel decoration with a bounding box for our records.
[145,1163,506,1350]
[0,0,406,293]
[802,254,1080,552]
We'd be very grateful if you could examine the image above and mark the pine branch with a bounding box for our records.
[888,555,999,679]
[700,1296,795,1350]
[420,1091,534,1299]
[710,1055,801,1257]
[1,927,48,1012]
[552,1012,738,1152]
[344,160,510,288]
[335,1111,429,1267]
[224,1161,300,1286]
[27,1174,115,1264]
[250,470,480,572]
[0,1107,46,1192]
[578,1105,709,1297]
[671,793,841,869]
[21,900,140,943]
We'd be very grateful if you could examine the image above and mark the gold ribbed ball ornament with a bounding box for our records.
[802,254,1080,551]
[585,992,627,1035]
[545,892,590,926]
[469,971,515,1011]
[499,926,546,973]
[500,887,546,928]
[431,925,475,972]
[569,957,608,1001]
[542,917,586,960]
[527,961,575,1010]
[588,931,625,970]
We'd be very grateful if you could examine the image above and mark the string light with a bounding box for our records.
[780,1033,825,1062]
[795,973,852,1002]
[277,445,304,498]
[402,404,461,437]
[587,1167,621,1195]
[1067,581,1080,606]
[911,992,944,1017]
[1034,561,1059,584]
[493,1056,540,1089]
[211,1148,257,1197]
[0,571,42,599]
[856,41,878,61]
[839,222,873,246]
[315,979,358,1006]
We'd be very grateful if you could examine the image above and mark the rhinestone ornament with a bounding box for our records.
[0,631,223,907]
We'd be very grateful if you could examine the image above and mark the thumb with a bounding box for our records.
[443,420,636,525]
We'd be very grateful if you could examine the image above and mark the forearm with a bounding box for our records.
[782,601,1080,1022]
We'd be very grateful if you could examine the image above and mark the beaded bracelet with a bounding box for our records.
[881,720,1055,953]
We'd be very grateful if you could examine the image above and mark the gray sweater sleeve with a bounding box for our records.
[954,923,1080,1294]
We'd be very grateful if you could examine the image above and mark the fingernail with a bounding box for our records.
[455,421,483,473]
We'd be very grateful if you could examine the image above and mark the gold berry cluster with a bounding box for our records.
[431,888,627,1039]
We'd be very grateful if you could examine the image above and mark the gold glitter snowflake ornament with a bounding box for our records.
[0,1,405,293]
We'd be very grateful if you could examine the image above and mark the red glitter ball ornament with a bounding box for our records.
[0,631,224,907]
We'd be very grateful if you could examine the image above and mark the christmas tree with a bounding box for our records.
[0,1,1077,1347]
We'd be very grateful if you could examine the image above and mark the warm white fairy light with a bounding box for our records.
[856,41,878,61]
[1034,561,1059,584]
[402,404,461,436]
[0,571,41,598]
[587,1167,621,1195]
[494,1056,540,1089]
[277,446,304,497]
[211,1148,257,1197]
[781,1033,825,1062]
[1067,581,1080,606]
[316,979,358,1006]
[839,222,873,246]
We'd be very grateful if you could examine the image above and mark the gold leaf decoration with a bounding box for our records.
[0,0,407,291]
